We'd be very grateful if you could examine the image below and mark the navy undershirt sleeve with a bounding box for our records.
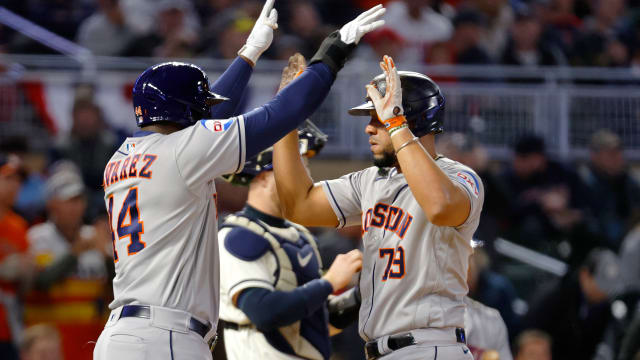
[236,279,333,332]
[242,62,334,158]
[209,57,253,119]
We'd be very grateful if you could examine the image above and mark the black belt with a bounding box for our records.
[119,305,211,339]
[364,328,466,360]
[220,320,253,331]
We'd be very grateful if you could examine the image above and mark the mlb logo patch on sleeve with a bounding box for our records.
[455,171,479,197]
[201,119,235,132]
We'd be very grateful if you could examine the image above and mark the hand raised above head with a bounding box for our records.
[278,53,307,92]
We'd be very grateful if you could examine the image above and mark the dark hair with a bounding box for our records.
[514,134,545,155]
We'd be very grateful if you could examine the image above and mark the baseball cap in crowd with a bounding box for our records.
[45,170,85,201]
[590,129,621,152]
[584,248,624,298]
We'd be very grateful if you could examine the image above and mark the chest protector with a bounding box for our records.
[221,214,327,360]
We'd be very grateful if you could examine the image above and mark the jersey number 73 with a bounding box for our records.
[107,187,146,262]
[379,246,405,281]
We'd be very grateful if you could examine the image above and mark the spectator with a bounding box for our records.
[571,0,629,66]
[436,133,510,245]
[9,0,94,54]
[0,137,47,224]
[540,0,583,55]
[54,98,117,221]
[523,248,623,360]
[464,296,513,360]
[0,154,33,360]
[467,247,522,341]
[578,130,640,251]
[273,34,306,61]
[426,10,492,65]
[501,7,565,67]
[357,27,407,63]
[513,329,552,360]
[501,135,592,264]
[24,169,113,360]
[76,0,135,56]
[119,0,201,36]
[19,324,63,360]
[468,0,515,61]
[204,10,253,59]
[384,0,453,63]
[286,1,333,58]
[121,0,198,57]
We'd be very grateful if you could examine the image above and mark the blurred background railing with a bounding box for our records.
[3,55,639,161]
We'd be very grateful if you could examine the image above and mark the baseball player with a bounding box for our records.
[93,2,386,359]
[273,55,484,360]
[218,119,362,360]
[464,296,512,360]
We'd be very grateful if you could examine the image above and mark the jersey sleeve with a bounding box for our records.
[218,227,277,301]
[320,170,365,228]
[174,116,246,190]
[444,164,484,235]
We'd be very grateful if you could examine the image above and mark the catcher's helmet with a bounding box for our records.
[132,62,229,128]
[223,120,328,186]
[349,71,445,136]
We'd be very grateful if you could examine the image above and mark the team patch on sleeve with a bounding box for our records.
[455,171,479,197]
[200,118,235,132]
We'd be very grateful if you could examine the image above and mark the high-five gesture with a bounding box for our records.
[309,4,386,76]
[278,53,306,91]
[366,55,407,135]
[339,4,386,45]
[238,0,279,66]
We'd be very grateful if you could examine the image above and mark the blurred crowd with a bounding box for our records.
[1,0,640,360]
[2,98,640,360]
[2,0,640,68]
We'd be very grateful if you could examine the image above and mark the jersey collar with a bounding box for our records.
[132,130,156,137]
[243,205,287,228]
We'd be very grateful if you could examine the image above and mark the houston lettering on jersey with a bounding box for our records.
[362,202,413,239]
[103,154,158,189]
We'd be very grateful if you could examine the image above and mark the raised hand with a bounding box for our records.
[366,55,406,134]
[278,53,307,91]
[238,0,279,66]
[339,4,386,45]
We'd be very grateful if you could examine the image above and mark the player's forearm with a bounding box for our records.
[242,62,333,158]
[209,56,253,119]
[273,131,315,222]
[237,279,333,331]
[392,129,469,226]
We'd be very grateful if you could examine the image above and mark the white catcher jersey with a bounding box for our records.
[321,157,484,340]
[102,117,246,326]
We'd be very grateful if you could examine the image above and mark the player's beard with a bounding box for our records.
[372,148,397,169]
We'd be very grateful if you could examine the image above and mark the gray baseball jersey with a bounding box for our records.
[102,117,246,327]
[464,296,513,360]
[321,157,484,341]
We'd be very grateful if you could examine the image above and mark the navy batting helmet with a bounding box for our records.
[132,62,229,128]
[223,120,328,186]
[349,71,445,136]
